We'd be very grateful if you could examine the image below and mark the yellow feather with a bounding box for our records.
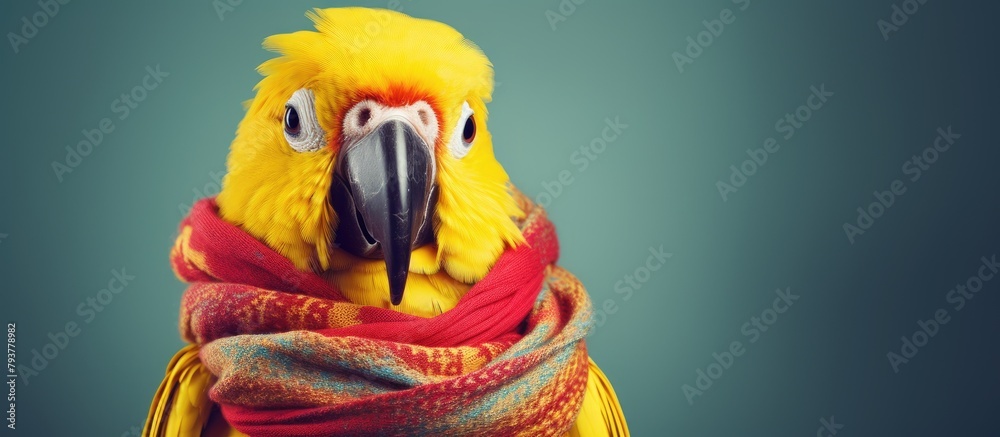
[144,345,216,437]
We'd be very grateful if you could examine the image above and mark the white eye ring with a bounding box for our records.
[448,102,475,159]
[283,89,325,153]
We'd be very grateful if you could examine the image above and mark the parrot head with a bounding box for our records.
[216,8,525,308]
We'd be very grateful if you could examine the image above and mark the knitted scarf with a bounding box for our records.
[171,196,594,436]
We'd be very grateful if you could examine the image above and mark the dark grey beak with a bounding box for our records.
[329,119,437,305]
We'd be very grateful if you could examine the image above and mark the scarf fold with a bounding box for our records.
[172,195,594,436]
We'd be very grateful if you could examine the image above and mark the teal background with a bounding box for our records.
[2,1,998,435]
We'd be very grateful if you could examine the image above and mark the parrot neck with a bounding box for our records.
[323,244,473,317]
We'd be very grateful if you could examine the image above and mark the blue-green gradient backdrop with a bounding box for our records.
[2,1,998,435]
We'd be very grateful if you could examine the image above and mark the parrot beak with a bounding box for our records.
[329,118,437,306]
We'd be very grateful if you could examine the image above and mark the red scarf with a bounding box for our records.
[172,197,593,436]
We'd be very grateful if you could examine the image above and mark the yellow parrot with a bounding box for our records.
[145,7,627,437]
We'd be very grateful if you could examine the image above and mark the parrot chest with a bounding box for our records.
[324,244,472,317]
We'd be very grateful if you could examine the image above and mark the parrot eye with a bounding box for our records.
[448,102,476,159]
[284,106,301,136]
[462,115,476,145]
[282,89,325,153]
